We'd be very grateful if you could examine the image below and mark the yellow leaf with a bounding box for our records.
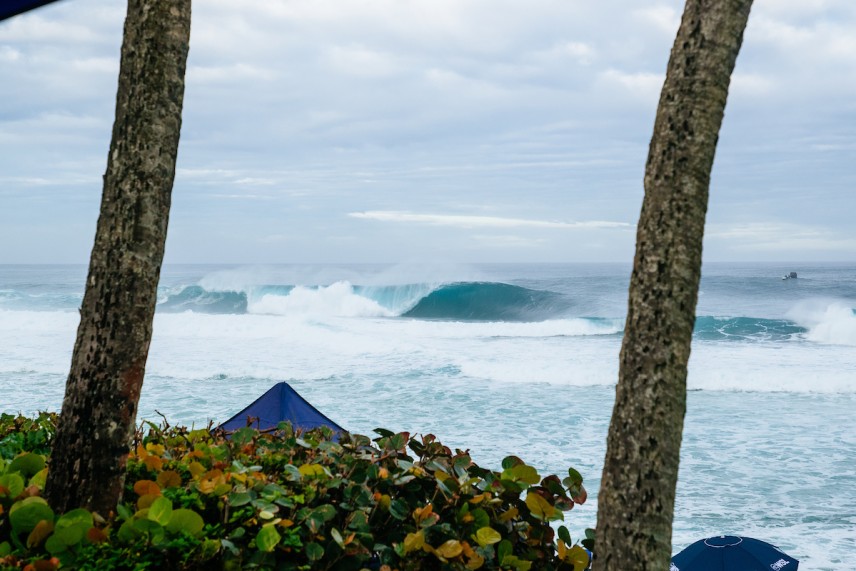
[188,461,206,478]
[298,464,325,477]
[474,527,501,547]
[403,531,425,554]
[198,469,225,495]
[566,545,591,571]
[434,539,463,560]
[156,470,182,489]
[145,443,165,457]
[498,507,518,522]
[525,493,557,520]
[413,504,434,523]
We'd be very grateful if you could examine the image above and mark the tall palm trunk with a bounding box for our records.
[595,1,753,569]
[45,0,191,516]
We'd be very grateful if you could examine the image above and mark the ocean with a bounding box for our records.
[1,262,854,569]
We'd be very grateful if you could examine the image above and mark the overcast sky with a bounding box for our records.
[1,0,854,264]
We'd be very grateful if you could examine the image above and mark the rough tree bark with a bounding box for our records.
[595,1,752,569]
[45,0,191,515]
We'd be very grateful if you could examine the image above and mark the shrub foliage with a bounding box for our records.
[0,412,594,570]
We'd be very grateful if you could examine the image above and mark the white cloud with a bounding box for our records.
[598,69,664,102]
[730,72,776,97]
[633,5,681,35]
[348,211,630,230]
[325,45,402,78]
[708,223,856,253]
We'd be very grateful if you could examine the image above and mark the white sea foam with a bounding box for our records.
[248,281,393,317]
[786,299,856,346]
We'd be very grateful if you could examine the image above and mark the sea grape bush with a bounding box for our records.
[0,413,594,570]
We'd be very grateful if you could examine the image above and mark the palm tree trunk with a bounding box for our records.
[595,1,753,569]
[45,0,191,516]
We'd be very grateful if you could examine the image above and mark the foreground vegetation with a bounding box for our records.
[0,413,594,570]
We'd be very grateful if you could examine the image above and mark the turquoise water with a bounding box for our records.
[1,262,854,568]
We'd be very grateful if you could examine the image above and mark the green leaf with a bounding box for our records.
[256,524,281,552]
[497,539,513,564]
[8,453,46,477]
[9,496,54,534]
[45,534,68,555]
[165,508,204,536]
[54,508,94,546]
[313,504,337,522]
[475,526,502,547]
[501,456,524,470]
[331,527,344,548]
[389,499,409,520]
[306,541,324,561]
[566,467,583,487]
[147,496,174,526]
[0,473,25,499]
[116,503,133,521]
[231,427,256,448]
[505,464,540,485]
[471,508,490,529]
[558,525,572,546]
[229,492,253,507]
[503,555,533,571]
[0,541,11,557]
[133,518,166,544]
[201,538,221,560]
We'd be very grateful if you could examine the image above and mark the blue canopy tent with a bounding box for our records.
[219,382,345,437]
[672,535,799,571]
[1,0,64,21]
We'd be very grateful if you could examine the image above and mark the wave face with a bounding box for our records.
[402,282,571,321]
[158,285,250,314]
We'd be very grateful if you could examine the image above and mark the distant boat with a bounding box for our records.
[782,271,798,280]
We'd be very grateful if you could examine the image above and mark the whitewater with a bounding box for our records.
[1,262,854,569]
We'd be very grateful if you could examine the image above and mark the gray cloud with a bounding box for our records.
[0,0,853,263]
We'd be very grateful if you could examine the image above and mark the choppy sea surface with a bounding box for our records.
[1,262,854,568]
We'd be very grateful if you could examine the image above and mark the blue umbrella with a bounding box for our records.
[671,535,799,571]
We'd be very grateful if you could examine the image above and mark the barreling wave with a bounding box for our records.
[152,282,855,345]
[401,282,572,321]
[155,280,572,321]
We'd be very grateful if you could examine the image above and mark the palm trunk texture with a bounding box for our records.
[595,1,753,569]
[45,0,191,515]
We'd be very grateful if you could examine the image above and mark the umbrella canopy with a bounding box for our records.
[672,535,799,571]
[1,0,64,22]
